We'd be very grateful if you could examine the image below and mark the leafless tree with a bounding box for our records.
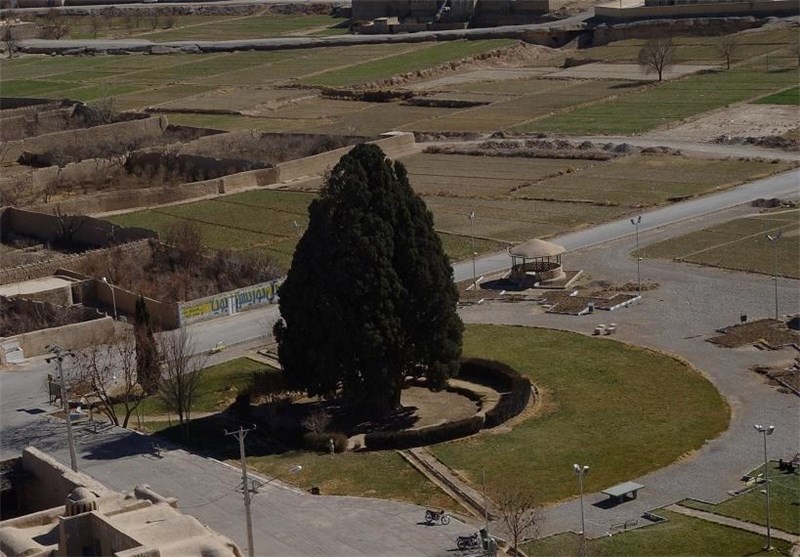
[2,25,18,59]
[301,409,330,434]
[158,328,206,436]
[162,9,176,29]
[492,481,541,555]
[88,11,102,39]
[638,37,675,82]
[149,11,160,30]
[73,330,144,428]
[42,9,69,39]
[162,220,204,270]
[717,35,739,70]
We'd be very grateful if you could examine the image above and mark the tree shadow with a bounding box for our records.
[82,429,154,460]
[479,278,526,292]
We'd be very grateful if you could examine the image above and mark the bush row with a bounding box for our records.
[364,416,484,450]
[458,358,532,428]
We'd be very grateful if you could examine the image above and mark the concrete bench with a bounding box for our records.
[602,481,644,504]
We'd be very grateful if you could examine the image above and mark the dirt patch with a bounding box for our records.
[751,364,800,394]
[708,318,800,349]
[545,63,715,81]
[645,104,800,143]
[401,386,480,428]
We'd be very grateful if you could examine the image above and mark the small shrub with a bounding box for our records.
[303,432,348,453]
[364,415,484,450]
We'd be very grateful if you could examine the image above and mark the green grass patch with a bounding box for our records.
[146,14,348,41]
[431,325,728,503]
[755,86,800,105]
[644,209,800,278]
[680,462,800,534]
[523,509,790,556]
[519,69,798,135]
[302,39,515,87]
[116,357,277,417]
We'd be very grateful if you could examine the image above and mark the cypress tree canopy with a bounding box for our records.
[274,144,463,419]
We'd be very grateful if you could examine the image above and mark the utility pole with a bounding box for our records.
[766,232,781,321]
[630,216,642,294]
[46,344,78,472]
[226,426,256,557]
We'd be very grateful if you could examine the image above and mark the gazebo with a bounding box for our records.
[508,239,566,287]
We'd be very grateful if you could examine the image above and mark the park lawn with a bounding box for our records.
[239,325,728,509]
[301,39,515,87]
[519,69,798,135]
[115,357,276,417]
[522,510,790,556]
[680,462,800,534]
[755,86,800,105]
[644,209,800,279]
[248,451,459,510]
[431,325,729,503]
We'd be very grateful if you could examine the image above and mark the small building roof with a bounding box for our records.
[508,239,565,259]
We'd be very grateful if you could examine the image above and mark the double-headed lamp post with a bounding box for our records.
[753,424,775,551]
[630,216,642,294]
[573,463,589,552]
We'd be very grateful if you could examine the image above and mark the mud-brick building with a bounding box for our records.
[352,0,550,27]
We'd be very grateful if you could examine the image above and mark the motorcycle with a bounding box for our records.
[456,531,480,550]
[424,508,450,525]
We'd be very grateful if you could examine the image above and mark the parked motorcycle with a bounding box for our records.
[456,531,480,550]
[424,509,450,525]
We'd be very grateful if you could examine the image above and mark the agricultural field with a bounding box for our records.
[105,154,793,267]
[755,86,800,105]
[644,209,800,278]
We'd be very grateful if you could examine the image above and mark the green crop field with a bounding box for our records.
[517,69,799,135]
[145,14,347,41]
[644,209,800,278]
[756,86,800,105]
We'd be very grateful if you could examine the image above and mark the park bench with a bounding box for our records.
[602,481,644,504]
[778,453,800,473]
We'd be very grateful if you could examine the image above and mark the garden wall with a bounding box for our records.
[0,115,167,164]
[0,106,77,143]
[71,278,180,330]
[593,4,787,25]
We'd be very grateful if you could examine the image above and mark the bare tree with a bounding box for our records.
[42,9,69,39]
[2,25,18,59]
[717,35,739,70]
[88,11,102,39]
[73,330,144,428]
[301,409,330,434]
[492,481,541,555]
[158,328,206,436]
[163,220,204,270]
[638,37,675,82]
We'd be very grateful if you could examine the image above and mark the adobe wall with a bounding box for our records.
[0,107,78,143]
[18,448,111,513]
[9,315,113,359]
[593,2,797,24]
[72,279,180,329]
[275,132,417,182]
[0,116,168,165]
[0,207,156,248]
[0,240,153,286]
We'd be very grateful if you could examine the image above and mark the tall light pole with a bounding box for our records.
[469,209,477,289]
[226,425,302,557]
[766,233,781,321]
[101,276,117,319]
[46,344,78,472]
[630,216,642,294]
[573,463,589,555]
[753,424,775,551]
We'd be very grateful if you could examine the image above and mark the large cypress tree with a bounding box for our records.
[134,296,160,395]
[274,144,463,419]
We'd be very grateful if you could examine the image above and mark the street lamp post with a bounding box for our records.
[766,233,781,321]
[101,276,117,319]
[573,463,589,554]
[754,424,775,551]
[469,209,477,289]
[630,216,642,294]
[46,344,78,472]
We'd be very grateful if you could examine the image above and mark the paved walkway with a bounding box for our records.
[665,504,800,544]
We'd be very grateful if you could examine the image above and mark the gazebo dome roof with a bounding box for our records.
[508,239,565,258]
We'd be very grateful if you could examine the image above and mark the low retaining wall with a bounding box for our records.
[178,278,282,327]
[594,1,797,22]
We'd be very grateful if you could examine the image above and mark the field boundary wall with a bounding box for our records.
[1,315,114,361]
[594,0,799,22]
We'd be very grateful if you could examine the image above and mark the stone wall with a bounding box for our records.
[0,115,167,165]
[72,278,180,329]
[0,106,77,143]
[178,278,281,326]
